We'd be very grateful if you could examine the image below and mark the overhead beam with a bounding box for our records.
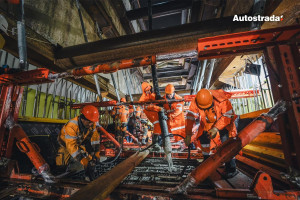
[143,69,188,79]
[55,16,252,68]
[126,0,193,21]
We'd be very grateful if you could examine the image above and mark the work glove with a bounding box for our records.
[184,135,192,146]
[80,157,90,169]
[208,127,218,139]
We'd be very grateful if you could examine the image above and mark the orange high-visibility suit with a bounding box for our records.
[186,89,237,155]
[57,116,100,167]
[163,93,185,142]
[139,82,162,135]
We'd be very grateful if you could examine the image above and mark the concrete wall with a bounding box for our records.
[0,0,99,47]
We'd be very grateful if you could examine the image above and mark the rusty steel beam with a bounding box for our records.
[70,150,149,200]
[55,16,252,68]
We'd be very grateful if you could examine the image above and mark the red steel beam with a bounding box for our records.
[197,24,300,60]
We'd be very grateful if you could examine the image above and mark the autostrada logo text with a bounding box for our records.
[233,15,283,22]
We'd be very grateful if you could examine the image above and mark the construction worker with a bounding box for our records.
[56,105,100,178]
[185,89,238,178]
[112,97,130,143]
[163,84,185,142]
[139,82,165,150]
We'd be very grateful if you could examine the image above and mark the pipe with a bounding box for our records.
[169,100,287,194]
[97,126,120,149]
[156,51,197,61]
[197,59,208,92]
[192,61,201,95]
[70,150,149,200]
[122,70,133,101]
[204,59,215,89]
[110,73,120,101]
[71,56,156,77]
[17,0,27,70]
[148,0,173,172]
[261,57,273,106]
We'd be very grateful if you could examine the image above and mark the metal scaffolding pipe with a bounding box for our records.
[70,150,149,200]
[204,59,215,89]
[17,0,27,70]
[169,100,287,194]
[197,59,208,92]
[110,73,120,102]
[156,51,197,61]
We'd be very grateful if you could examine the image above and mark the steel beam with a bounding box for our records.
[55,16,251,68]
[126,0,193,21]
[143,69,188,79]
[70,150,149,200]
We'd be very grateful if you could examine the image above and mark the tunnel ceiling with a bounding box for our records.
[2,0,299,95]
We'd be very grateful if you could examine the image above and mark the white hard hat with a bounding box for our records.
[0,14,8,35]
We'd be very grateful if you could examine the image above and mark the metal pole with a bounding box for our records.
[197,59,208,92]
[256,56,266,108]
[50,79,60,118]
[17,0,27,70]
[148,0,173,171]
[191,61,201,95]
[122,70,133,101]
[205,59,216,89]
[43,83,50,118]
[238,73,246,114]
[76,0,102,101]
[262,57,274,107]
[110,73,120,101]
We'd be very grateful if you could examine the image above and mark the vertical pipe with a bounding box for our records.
[43,83,50,118]
[110,73,120,101]
[51,79,60,118]
[122,70,133,101]
[256,56,266,108]
[261,57,274,106]
[64,81,68,119]
[191,61,201,94]
[21,86,28,116]
[148,0,173,171]
[17,0,27,70]
[197,59,208,92]
[205,59,216,89]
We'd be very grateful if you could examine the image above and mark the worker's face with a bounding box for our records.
[166,93,174,99]
[145,89,151,95]
[81,118,94,128]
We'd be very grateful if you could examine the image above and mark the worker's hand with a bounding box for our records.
[80,157,90,169]
[208,127,218,139]
[184,135,192,146]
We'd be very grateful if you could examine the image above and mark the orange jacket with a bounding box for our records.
[163,93,185,141]
[186,89,237,140]
[58,116,100,162]
[112,105,129,124]
[139,82,162,134]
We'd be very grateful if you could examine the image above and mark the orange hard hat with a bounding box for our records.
[120,97,126,102]
[81,105,99,122]
[141,82,152,92]
[195,89,213,109]
[165,84,175,94]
